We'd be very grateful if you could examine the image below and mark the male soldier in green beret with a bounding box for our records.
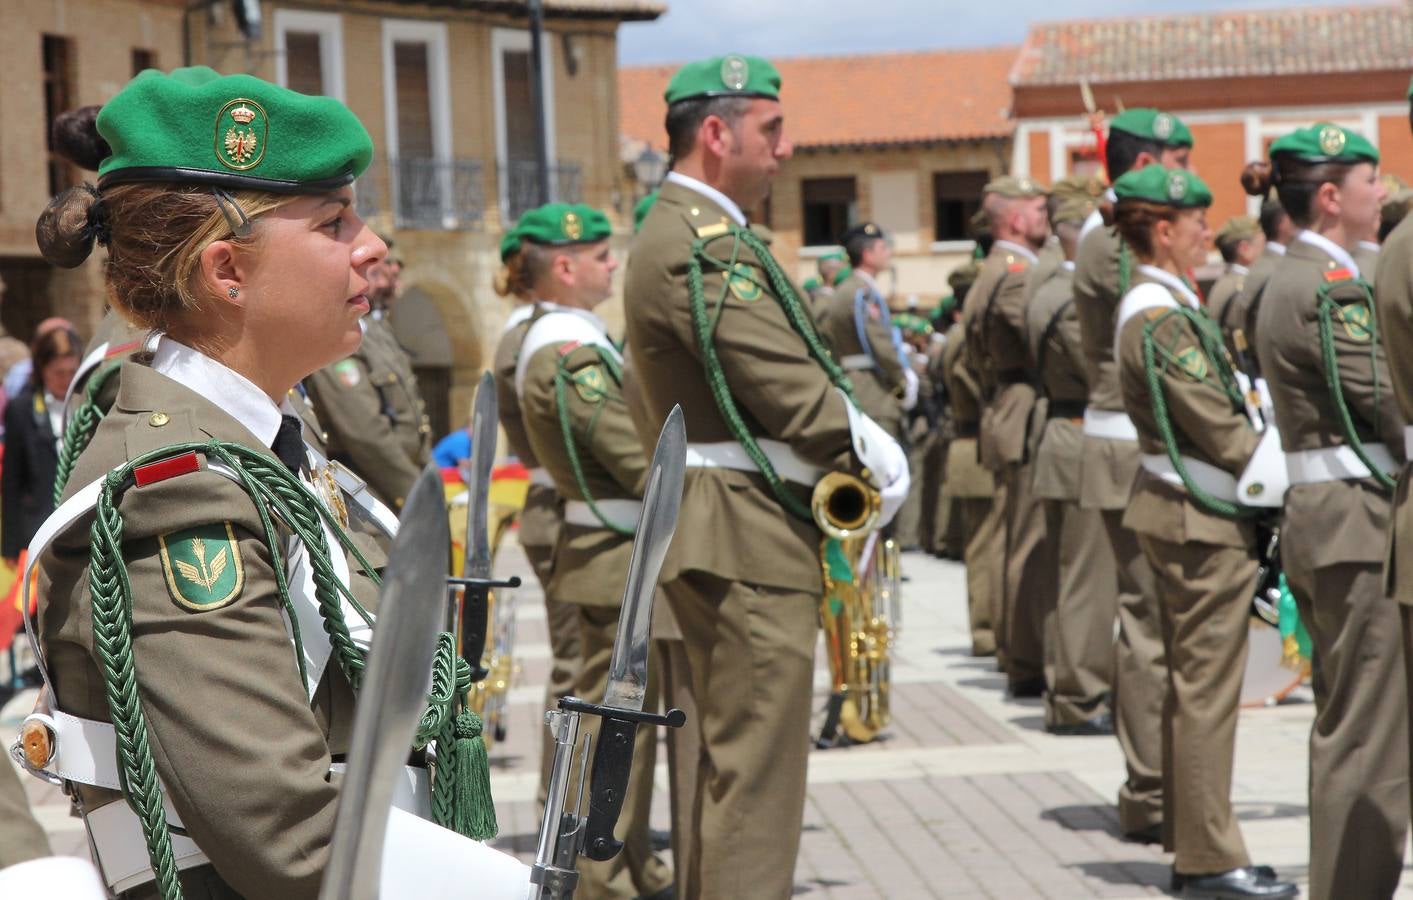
[1026,178,1116,735]
[625,54,908,900]
[513,202,673,900]
[1209,215,1263,365]
[306,255,432,510]
[940,259,1000,649]
[823,223,915,439]
[962,174,1053,695]
[1073,107,1193,843]
[807,249,847,321]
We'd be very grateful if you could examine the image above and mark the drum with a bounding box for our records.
[1240,619,1303,708]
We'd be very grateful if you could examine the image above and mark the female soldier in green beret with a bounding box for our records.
[1111,165,1294,899]
[25,68,527,899]
[1246,124,1405,900]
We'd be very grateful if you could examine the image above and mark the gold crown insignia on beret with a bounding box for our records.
[563,211,583,240]
[1319,125,1347,157]
[721,55,749,91]
[230,103,257,125]
[1167,171,1187,201]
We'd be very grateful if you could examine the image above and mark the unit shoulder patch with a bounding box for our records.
[333,358,361,388]
[726,262,764,302]
[159,522,245,612]
[1338,302,1373,342]
[1175,346,1209,382]
[570,363,610,404]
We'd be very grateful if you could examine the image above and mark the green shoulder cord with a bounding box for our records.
[1316,277,1397,491]
[688,224,855,522]
[87,441,491,900]
[53,358,125,505]
[552,345,634,536]
[1141,306,1260,520]
[1117,239,1132,299]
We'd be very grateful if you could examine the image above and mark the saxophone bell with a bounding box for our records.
[811,471,882,539]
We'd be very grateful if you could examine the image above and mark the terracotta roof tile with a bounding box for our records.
[383,0,664,20]
[620,47,1017,151]
[1013,3,1413,86]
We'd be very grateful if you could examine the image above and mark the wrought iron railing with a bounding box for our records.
[355,157,486,231]
[502,160,583,222]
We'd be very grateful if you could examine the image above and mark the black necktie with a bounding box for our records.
[272,415,305,474]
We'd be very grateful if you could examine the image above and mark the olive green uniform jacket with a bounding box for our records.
[39,359,379,899]
[821,270,905,436]
[623,179,856,595]
[493,306,562,553]
[1207,265,1249,366]
[1026,262,1086,501]
[962,241,1039,472]
[1377,217,1413,603]
[1230,243,1286,377]
[940,320,992,499]
[306,314,431,510]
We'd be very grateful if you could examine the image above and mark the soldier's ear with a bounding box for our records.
[200,239,246,308]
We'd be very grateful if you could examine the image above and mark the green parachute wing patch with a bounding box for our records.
[159,522,245,612]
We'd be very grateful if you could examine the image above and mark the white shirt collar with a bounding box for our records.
[1230,263,1250,276]
[1061,260,1076,272]
[994,239,1039,264]
[1136,264,1200,308]
[1267,241,1287,256]
[151,336,293,447]
[665,171,747,227]
[855,269,882,294]
[1295,229,1360,279]
[1359,239,1381,253]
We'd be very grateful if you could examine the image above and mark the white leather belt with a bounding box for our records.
[1141,453,1239,502]
[562,498,642,530]
[528,467,555,488]
[839,354,873,371]
[684,439,824,487]
[1287,442,1396,484]
[1083,408,1139,442]
[87,795,211,893]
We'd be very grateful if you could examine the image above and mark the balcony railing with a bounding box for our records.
[502,160,584,222]
[355,157,486,231]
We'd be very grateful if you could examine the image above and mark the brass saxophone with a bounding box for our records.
[813,471,900,747]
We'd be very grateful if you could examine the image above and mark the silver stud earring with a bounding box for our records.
[228,286,239,298]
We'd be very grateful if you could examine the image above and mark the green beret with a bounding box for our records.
[892,313,933,336]
[1407,75,1413,100]
[932,294,959,321]
[1113,165,1212,208]
[633,190,658,234]
[801,277,821,291]
[832,265,853,287]
[1109,108,1193,148]
[665,54,781,105]
[819,249,846,263]
[501,202,612,261]
[1214,215,1258,248]
[984,175,1046,199]
[96,66,372,193]
[1269,123,1379,165]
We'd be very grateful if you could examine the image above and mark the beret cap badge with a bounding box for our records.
[562,211,583,240]
[720,55,750,91]
[1153,113,1174,141]
[1319,125,1347,157]
[1167,171,1187,201]
[216,97,267,172]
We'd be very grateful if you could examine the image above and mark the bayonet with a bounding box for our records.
[320,466,452,900]
[529,407,689,897]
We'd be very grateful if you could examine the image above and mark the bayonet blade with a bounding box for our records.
[1079,78,1096,115]
[601,406,686,711]
[463,370,498,580]
[320,466,450,900]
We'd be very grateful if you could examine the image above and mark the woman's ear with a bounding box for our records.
[1316,180,1342,220]
[199,239,246,306]
[1153,217,1175,250]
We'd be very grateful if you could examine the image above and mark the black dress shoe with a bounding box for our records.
[1173,867,1279,891]
[1180,866,1296,899]
[638,887,676,900]
[1008,676,1046,698]
[1123,823,1163,845]
[1045,712,1114,736]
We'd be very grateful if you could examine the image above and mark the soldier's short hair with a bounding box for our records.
[1258,199,1288,243]
[1106,128,1167,181]
[665,96,753,162]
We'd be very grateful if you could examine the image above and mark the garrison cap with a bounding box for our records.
[96,66,373,193]
[501,202,611,261]
[1269,123,1379,165]
[664,54,781,105]
[983,175,1046,199]
[1214,215,1259,249]
[1113,165,1212,208]
[1049,175,1105,225]
[633,190,659,233]
[948,259,983,298]
[1109,108,1193,148]
[841,222,887,244]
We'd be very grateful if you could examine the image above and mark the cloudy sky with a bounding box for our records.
[618,0,1378,65]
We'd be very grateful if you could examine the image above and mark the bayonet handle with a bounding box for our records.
[581,717,636,861]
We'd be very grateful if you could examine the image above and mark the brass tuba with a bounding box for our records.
[812,471,900,747]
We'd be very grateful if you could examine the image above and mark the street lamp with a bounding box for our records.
[633,147,666,196]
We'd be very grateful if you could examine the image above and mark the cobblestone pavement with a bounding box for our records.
[8,540,1413,897]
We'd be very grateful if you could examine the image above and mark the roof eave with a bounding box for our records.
[794,134,1012,152]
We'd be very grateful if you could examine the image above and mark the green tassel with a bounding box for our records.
[452,711,498,840]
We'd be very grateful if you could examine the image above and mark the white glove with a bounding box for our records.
[836,388,911,526]
[381,807,531,898]
[900,367,920,412]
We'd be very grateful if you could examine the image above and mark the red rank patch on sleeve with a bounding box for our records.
[1324,267,1355,283]
[1008,262,1027,273]
[104,340,141,360]
[134,452,200,487]
[558,340,582,356]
